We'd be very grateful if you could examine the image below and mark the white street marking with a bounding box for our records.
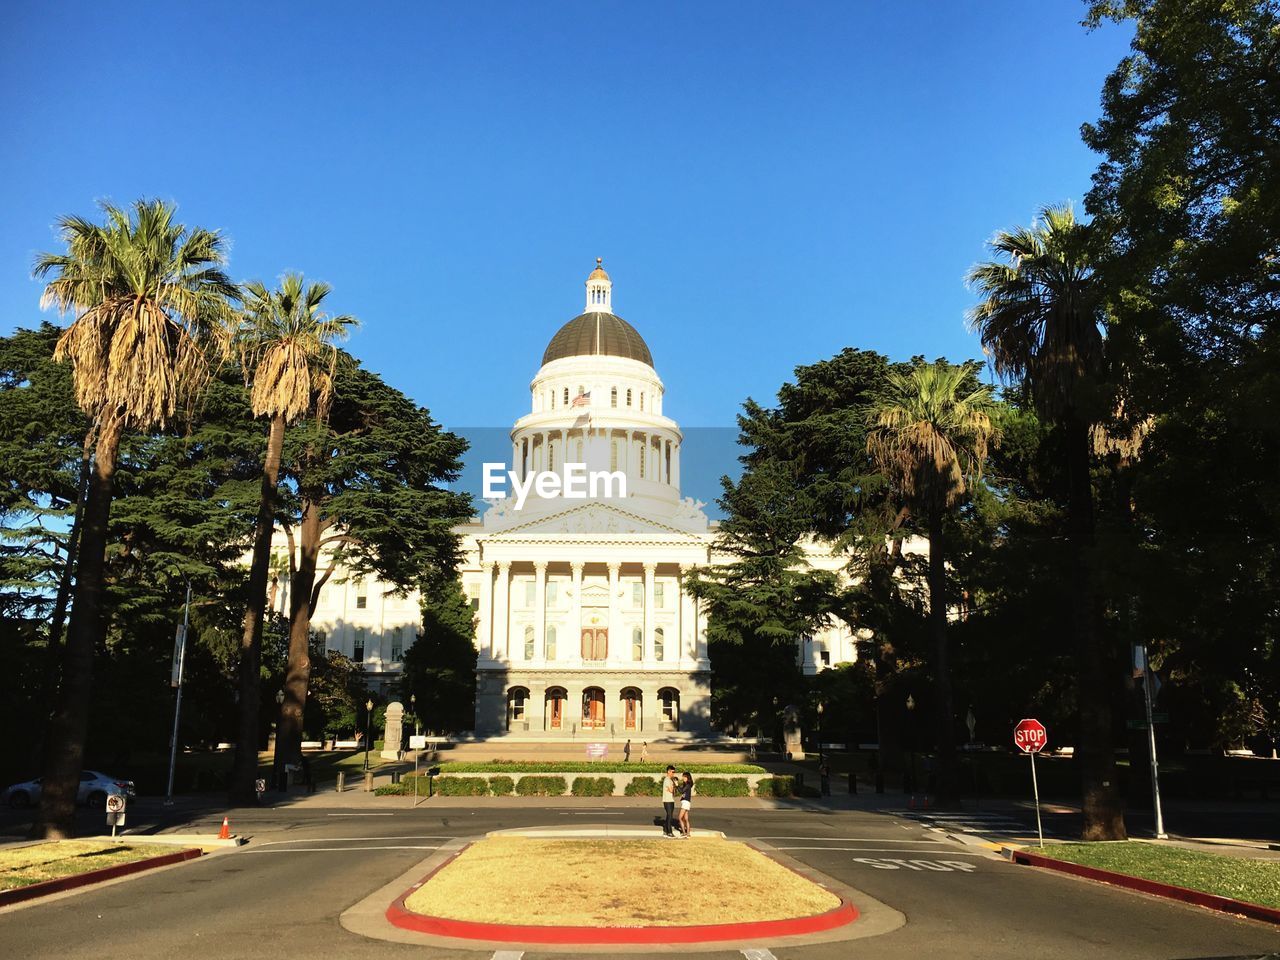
[851,857,978,872]
[325,812,394,816]
[251,836,453,847]
[244,844,440,853]
[774,846,988,855]
[754,836,946,844]
[492,952,525,960]
[741,950,778,960]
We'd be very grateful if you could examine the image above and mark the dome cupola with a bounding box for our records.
[540,260,654,368]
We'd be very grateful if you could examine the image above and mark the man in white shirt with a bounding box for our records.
[661,764,678,837]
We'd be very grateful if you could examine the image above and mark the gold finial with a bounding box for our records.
[596,257,603,267]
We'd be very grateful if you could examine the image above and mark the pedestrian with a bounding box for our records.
[300,754,315,795]
[661,764,678,837]
[623,739,631,762]
[640,741,648,763]
[678,771,695,838]
[819,757,831,797]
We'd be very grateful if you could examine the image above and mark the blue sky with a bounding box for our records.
[1,1,1132,438]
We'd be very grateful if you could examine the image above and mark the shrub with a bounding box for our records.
[624,776,662,797]
[373,773,427,796]
[436,761,766,775]
[571,776,616,797]
[690,777,749,797]
[434,776,489,797]
[756,776,794,797]
[515,775,568,796]
[373,784,402,796]
[489,775,515,796]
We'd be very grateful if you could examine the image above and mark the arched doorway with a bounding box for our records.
[582,687,605,729]
[658,687,680,732]
[545,686,567,730]
[507,686,530,731]
[620,687,642,731]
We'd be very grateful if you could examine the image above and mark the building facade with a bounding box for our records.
[284,261,860,736]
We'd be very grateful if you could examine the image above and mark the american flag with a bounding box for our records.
[571,390,592,408]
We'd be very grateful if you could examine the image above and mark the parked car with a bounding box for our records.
[2,771,136,809]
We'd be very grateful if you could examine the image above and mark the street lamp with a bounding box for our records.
[274,689,286,791]
[363,698,374,771]
[410,693,419,737]
[164,570,193,806]
[905,694,916,794]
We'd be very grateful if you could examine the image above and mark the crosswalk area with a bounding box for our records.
[888,809,1065,842]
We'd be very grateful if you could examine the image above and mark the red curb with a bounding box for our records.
[385,842,859,944]
[0,847,203,907]
[1011,849,1280,926]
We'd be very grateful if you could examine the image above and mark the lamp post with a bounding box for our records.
[816,702,830,796]
[274,689,285,790]
[363,698,374,771]
[164,571,192,805]
[410,693,419,737]
[905,694,916,794]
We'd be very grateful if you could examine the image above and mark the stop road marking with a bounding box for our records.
[852,858,977,872]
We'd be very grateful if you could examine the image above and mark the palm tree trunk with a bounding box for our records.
[33,415,122,839]
[1067,418,1126,840]
[43,430,94,694]
[274,495,320,779]
[928,498,959,807]
[230,413,287,804]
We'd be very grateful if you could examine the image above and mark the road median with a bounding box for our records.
[0,841,202,907]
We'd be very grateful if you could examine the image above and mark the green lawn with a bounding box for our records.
[1037,842,1280,909]
[433,760,766,774]
[0,841,192,890]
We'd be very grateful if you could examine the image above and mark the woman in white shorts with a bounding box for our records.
[678,771,694,837]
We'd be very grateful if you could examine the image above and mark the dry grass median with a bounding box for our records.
[0,840,190,890]
[404,836,840,926]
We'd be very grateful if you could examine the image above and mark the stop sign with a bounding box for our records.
[1013,718,1048,754]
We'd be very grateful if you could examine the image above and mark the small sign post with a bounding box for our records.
[1013,718,1048,848]
[105,793,126,838]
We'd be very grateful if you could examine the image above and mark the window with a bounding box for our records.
[640,392,645,411]
[820,651,831,667]
[639,443,646,479]
[509,687,528,726]
[610,439,619,472]
[355,581,366,609]
[524,580,535,606]
[524,626,534,661]
[470,596,480,613]
[654,582,665,608]
[550,390,555,409]
[626,388,632,406]
[632,581,643,606]
[547,580,558,605]
[546,625,557,660]
[611,387,617,407]
[632,626,643,661]
[654,627,665,661]
[549,441,555,471]
[391,627,406,662]
[563,387,569,405]
[660,688,679,723]
[353,628,366,663]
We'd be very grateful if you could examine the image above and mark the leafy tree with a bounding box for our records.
[866,360,996,805]
[400,578,478,734]
[272,357,471,768]
[966,203,1126,840]
[31,200,235,837]
[230,274,355,803]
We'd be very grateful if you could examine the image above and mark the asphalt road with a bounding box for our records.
[1,802,1276,960]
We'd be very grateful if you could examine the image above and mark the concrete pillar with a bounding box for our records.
[672,440,681,490]
[534,560,547,663]
[478,561,493,662]
[511,439,520,479]
[571,561,584,667]
[607,562,621,663]
[494,561,511,661]
[643,562,656,662]
[679,563,694,663]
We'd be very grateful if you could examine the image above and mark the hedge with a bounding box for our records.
[690,777,749,797]
[488,775,515,796]
[570,776,616,797]
[755,775,794,797]
[624,776,663,797]
[515,775,568,796]
[372,773,428,796]
[436,761,765,775]
[434,776,490,797]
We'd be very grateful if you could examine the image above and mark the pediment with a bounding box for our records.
[483,501,699,539]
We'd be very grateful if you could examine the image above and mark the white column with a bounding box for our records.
[494,561,511,661]
[511,439,520,478]
[672,441,681,490]
[534,560,547,662]
[478,561,493,662]
[607,562,621,663]
[694,573,708,664]
[571,561,584,667]
[643,562,656,662]
[679,563,694,662]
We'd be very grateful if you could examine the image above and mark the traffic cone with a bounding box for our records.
[218,816,231,840]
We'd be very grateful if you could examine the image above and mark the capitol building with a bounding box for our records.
[296,262,858,740]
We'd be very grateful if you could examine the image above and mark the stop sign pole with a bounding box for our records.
[1014,718,1047,848]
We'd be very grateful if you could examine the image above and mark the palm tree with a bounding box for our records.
[228,274,355,803]
[867,361,996,807]
[967,203,1126,841]
[33,199,235,837]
